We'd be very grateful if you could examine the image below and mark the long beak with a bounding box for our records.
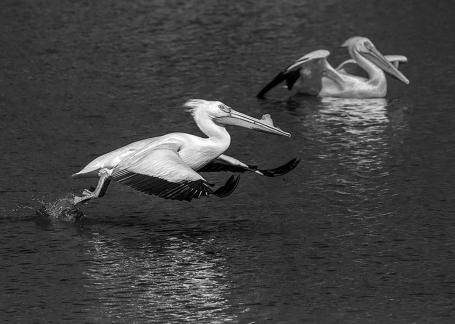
[364,47,410,84]
[215,110,291,137]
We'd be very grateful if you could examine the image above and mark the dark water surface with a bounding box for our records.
[1,0,455,323]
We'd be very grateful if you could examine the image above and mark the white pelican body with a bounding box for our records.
[74,134,229,178]
[73,99,299,204]
[257,37,409,99]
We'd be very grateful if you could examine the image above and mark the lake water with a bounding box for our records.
[1,0,455,323]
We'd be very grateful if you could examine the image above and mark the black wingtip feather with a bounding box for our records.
[259,158,300,177]
[285,70,301,91]
[113,171,213,202]
[214,175,240,198]
[257,71,287,98]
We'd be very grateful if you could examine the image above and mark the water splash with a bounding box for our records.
[36,194,85,222]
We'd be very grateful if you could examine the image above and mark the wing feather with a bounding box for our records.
[111,143,212,201]
[257,50,330,97]
[111,143,238,201]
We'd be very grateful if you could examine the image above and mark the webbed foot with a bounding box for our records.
[73,189,95,205]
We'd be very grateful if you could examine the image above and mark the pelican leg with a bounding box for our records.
[217,155,256,173]
[73,170,111,205]
[217,154,300,177]
[217,154,267,175]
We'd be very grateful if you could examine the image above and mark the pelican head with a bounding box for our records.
[183,99,290,137]
[342,36,409,84]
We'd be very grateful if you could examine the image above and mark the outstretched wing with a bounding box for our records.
[257,49,330,98]
[199,155,300,177]
[111,143,239,201]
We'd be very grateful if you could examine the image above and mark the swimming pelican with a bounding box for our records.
[72,99,299,205]
[257,37,409,99]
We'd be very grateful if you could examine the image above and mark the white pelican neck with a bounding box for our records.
[351,49,385,84]
[193,112,231,142]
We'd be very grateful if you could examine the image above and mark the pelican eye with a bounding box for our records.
[218,104,231,113]
[364,42,374,51]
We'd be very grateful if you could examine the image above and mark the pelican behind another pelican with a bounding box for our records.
[257,36,409,99]
[337,54,408,78]
[72,99,299,205]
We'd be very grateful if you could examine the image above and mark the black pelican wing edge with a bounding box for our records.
[112,170,239,201]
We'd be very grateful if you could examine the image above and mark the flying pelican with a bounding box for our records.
[72,99,299,205]
[257,36,409,99]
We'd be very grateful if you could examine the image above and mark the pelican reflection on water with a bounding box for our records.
[72,99,299,205]
[307,97,408,174]
[301,97,409,218]
[257,36,409,99]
